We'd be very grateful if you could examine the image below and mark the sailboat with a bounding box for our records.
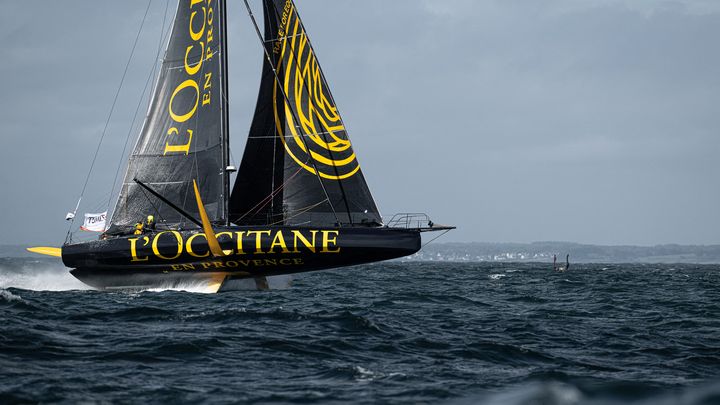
[29,0,453,292]
[553,254,570,272]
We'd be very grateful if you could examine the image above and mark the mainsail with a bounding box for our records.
[110,0,229,232]
[230,0,382,227]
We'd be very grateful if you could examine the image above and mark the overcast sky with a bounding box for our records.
[1,0,718,246]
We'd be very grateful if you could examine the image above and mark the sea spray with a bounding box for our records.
[0,288,24,303]
[0,258,87,291]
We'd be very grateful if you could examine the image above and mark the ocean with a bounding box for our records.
[2,258,720,404]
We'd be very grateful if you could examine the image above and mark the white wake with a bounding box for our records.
[0,261,89,291]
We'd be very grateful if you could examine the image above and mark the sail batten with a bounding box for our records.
[230,0,382,227]
[109,0,228,233]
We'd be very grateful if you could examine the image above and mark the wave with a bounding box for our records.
[0,258,88,291]
[0,258,293,293]
[453,380,720,405]
[144,281,219,294]
[0,288,24,303]
[2,261,719,404]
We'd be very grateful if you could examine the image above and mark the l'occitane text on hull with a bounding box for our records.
[63,228,422,289]
[129,229,341,263]
[168,257,307,272]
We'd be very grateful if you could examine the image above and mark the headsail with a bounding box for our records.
[230,0,382,227]
[109,0,228,233]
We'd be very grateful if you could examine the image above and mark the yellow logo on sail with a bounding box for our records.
[273,1,360,181]
[164,0,215,156]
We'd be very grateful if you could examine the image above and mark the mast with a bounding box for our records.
[220,0,231,225]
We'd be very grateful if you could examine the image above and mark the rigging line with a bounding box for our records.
[264,0,279,222]
[137,184,168,226]
[263,32,304,43]
[236,166,304,222]
[270,81,278,213]
[266,1,354,224]
[67,0,154,238]
[108,0,172,224]
[89,193,113,212]
[106,52,159,218]
[243,0,340,226]
[268,199,329,227]
[152,0,172,99]
[236,167,302,222]
[422,229,451,249]
[229,149,237,167]
[108,0,179,226]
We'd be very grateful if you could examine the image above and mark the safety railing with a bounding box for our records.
[385,213,435,229]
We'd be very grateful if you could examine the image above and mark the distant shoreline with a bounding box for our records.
[406,241,720,264]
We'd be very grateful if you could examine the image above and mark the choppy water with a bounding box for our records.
[2,258,720,404]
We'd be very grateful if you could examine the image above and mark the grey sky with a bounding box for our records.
[1,0,718,246]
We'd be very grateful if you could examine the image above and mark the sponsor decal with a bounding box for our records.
[164,0,216,156]
[272,0,360,180]
[129,229,341,264]
[167,258,305,272]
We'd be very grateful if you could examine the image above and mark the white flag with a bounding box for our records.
[80,212,107,232]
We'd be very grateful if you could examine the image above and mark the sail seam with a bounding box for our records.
[263,33,304,43]
[165,51,219,70]
[248,134,336,140]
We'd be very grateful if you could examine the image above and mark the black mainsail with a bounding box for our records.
[109,0,229,233]
[230,0,382,227]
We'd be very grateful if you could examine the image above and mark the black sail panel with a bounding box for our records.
[230,0,382,227]
[110,0,227,232]
[229,1,286,226]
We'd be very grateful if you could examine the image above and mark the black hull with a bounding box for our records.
[63,226,420,291]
